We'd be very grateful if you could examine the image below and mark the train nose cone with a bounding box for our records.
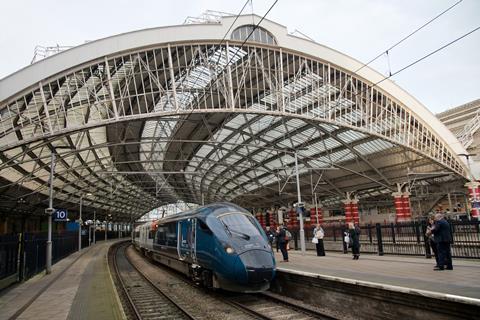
[239,250,275,284]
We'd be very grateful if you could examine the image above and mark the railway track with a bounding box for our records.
[111,242,196,320]
[126,244,338,319]
[224,292,336,320]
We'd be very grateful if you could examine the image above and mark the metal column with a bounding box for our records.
[46,153,55,274]
[294,151,306,255]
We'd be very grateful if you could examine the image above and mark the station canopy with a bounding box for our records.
[0,12,470,222]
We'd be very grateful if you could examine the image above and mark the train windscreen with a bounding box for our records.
[218,213,262,239]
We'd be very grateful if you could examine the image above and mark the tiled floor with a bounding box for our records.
[275,250,480,299]
[0,240,124,320]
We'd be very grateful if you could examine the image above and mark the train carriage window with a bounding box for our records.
[156,226,168,245]
[166,222,177,247]
[149,230,155,239]
[198,219,212,234]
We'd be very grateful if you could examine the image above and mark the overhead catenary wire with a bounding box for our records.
[386,25,480,81]
[374,24,480,87]
[355,0,464,73]
[322,23,480,153]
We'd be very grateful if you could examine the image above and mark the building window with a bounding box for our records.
[231,25,277,45]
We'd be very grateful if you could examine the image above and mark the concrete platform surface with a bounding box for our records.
[0,240,125,320]
[275,250,480,300]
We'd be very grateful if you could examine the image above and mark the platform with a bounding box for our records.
[0,240,125,320]
[275,250,480,300]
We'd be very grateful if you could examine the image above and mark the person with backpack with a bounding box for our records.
[312,223,325,256]
[278,224,289,262]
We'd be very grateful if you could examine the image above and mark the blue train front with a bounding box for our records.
[133,202,276,292]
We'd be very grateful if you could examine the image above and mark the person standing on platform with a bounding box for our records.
[348,222,361,260]
[265,226,275,250]
[275,226,281,252]
[278,224,289,262]
[313,223,325,256]
[431,213,453,270]
[425,215,439,268]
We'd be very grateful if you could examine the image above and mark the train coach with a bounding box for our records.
[133,202,276,292]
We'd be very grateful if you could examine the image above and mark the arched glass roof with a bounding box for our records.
[0,15,468,222]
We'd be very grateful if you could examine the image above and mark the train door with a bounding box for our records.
[177,219,195,262]
[191,218,197,264]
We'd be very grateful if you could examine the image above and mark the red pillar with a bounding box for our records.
[393,192,405,222]
[256,212,265,229]
[466,181,480,219]
[268,210,276,229]
[343,200,353,224]
[310,207,323,224]
[402,192,412,221]
[351,199,359,224]
[289,209,299,230]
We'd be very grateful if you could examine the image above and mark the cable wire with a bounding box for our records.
[325,24,480,121]
[376,25,480,86]
[355,0,463,73]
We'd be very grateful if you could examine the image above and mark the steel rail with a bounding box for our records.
[223,292,338,320]
[111,242,142,320]
[130,244,337,319]
[112,242,197,320]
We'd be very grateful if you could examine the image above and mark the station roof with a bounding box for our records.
[0,13,470,221]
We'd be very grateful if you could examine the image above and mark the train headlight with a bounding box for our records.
[224,246,235,255]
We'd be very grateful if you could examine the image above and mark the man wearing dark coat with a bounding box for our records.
[265,226,275,249]
[431,213,453,270]
[348,222,361,260]
[277,224,289,262]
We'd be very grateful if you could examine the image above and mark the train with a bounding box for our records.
[132,202,276,292]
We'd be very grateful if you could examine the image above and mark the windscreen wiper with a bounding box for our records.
[222,222,250,240]
[230,229,250,240]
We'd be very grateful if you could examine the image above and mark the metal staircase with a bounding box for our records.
[457,106,480,149]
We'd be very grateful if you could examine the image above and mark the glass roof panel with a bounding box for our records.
[337,130,367,143]
[264,158,283,170]
[263,127,285,140]
[338,109,363,125]
[249,116,276,134]
[308,158,334,167]
[212,128,233,141]
[319,123,338,132]
[353,139,394,156]
[195,145,214,158]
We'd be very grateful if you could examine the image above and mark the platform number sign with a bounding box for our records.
[54,209,68,222]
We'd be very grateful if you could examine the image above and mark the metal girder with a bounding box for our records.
[0,40,470,217]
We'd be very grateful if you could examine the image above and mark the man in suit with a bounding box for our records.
[431,213,453,271]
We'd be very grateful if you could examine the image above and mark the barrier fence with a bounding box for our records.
[289,220,480,259]
[0,229,131,289]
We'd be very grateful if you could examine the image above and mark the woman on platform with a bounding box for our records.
[348,222,361,260]
[313,224,325,256]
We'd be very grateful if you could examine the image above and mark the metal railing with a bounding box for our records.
[0,229,132,288]
[0,234,19,281]
[289,219,480,259]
